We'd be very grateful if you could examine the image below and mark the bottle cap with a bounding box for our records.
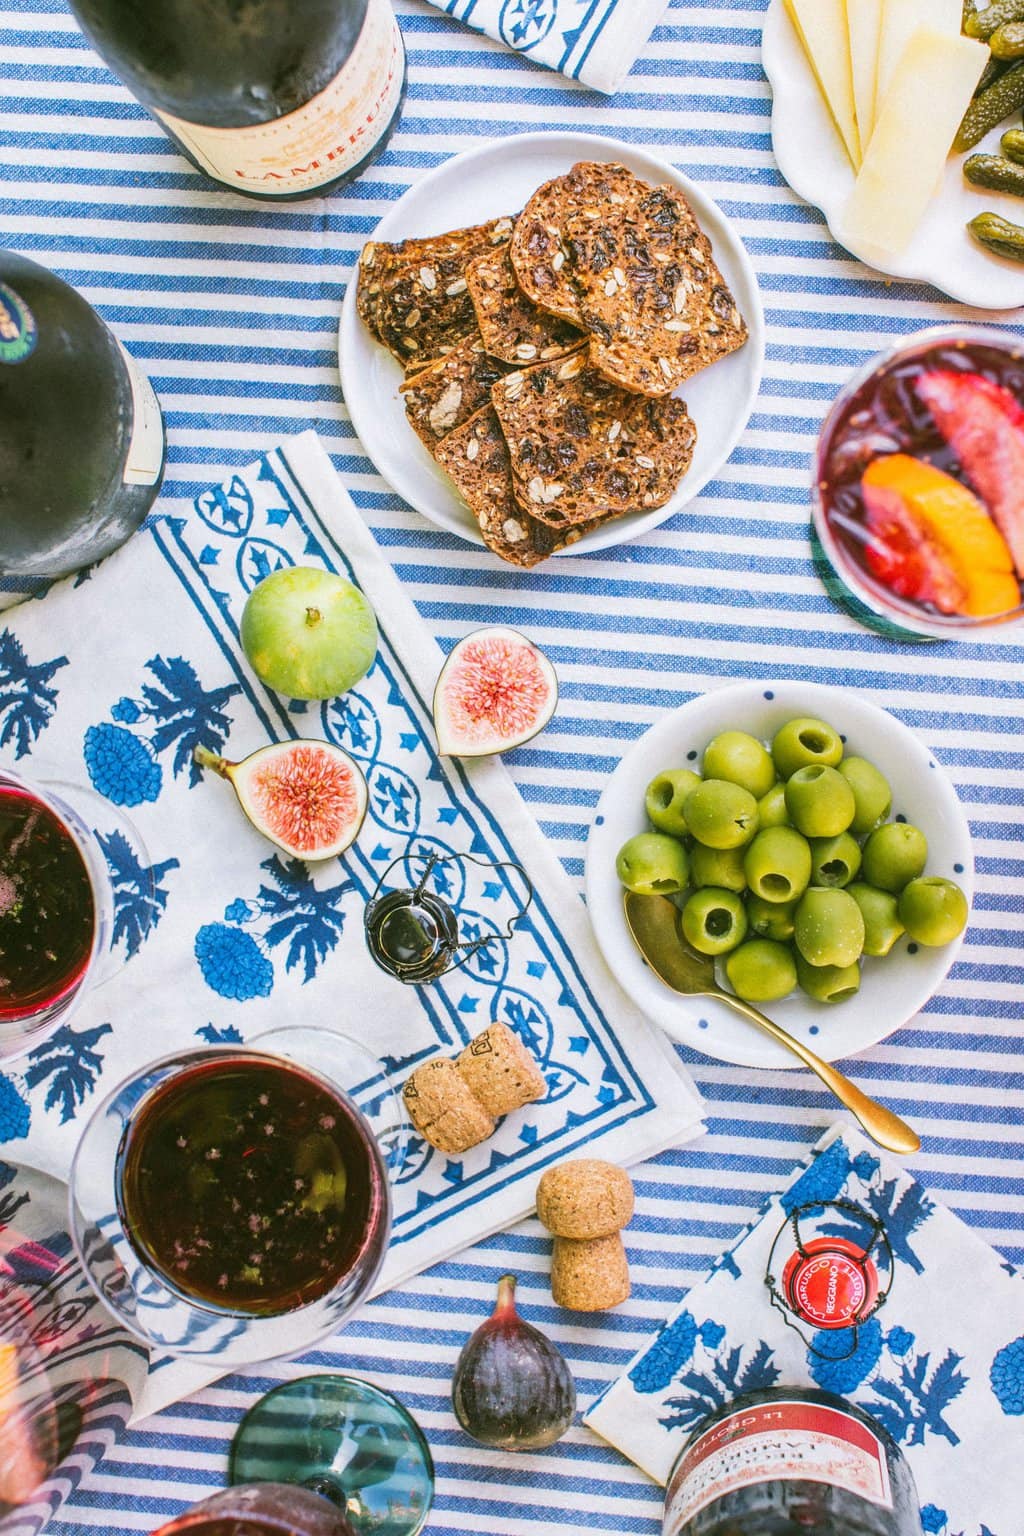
[780,1235,880,1330]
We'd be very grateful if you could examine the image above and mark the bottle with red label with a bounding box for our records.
[663,1387,923,1536]
[66,0,407,201]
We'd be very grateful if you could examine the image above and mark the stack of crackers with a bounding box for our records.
[356,161,748,568]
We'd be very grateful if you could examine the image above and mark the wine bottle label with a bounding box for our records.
[153,0,404,197]
[116,342,165,487]
[664,1399,893,1533]
[0,282,38,365]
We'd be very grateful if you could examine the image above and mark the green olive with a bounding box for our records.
[757,782,790,829]
[771,716,844,779]
[847,882,905,957]
[808,832,862,889]
[837,756,892,836]
[861,822,928,893]
[794,886,865,967]
[743,826,812,904]
[683,779,759,850]
[746,893,798,942]
[784,765,856,838]
[702,730,776,799]
[681,887,748,955]
[690,843,748,893]
[615,832,689,895]
[725,939,798,1003]
[897,877,969,946]
[795,952,862,1005]
[644,768,702,837]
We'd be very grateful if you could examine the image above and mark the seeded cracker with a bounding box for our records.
[356,216,515,370]
[492,354,697,527]
[400,335,509,451]
[433,407,615,567]
[562,177,747,396]
[466,245,584,366]
[509,162,638,321]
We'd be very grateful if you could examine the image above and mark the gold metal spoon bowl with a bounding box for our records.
[623,891,920,1156]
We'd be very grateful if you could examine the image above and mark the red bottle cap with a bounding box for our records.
[780,1236,880,1330]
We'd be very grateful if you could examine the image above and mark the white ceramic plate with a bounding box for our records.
[762,0,1024,310]
[584,680,974,1069]
[338,131,765,555]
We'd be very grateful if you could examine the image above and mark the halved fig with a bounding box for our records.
[433,626,557,757]
[194,739,367,860]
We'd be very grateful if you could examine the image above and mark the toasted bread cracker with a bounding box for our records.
[433,406,614,567]
[356,216,515,369]
[400,334,509,450]
[509,162,637,321]
[466,245,583,366]
[492,353,697,527]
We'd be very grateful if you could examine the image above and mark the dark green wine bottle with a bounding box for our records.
[0,251,166,580]
[67,0,407,201]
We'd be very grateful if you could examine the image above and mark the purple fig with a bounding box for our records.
[452,1273,576,1451]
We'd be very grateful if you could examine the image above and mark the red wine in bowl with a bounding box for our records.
[0,781,95,1026]
[115,1055,388,1316]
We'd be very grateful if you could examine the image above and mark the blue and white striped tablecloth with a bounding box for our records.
[0,2,1020,1532]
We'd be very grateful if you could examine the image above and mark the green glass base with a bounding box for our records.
[228,1375,434,1536]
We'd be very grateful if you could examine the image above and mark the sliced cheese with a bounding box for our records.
[845,0,883,150]
[875,0,962,119]
[844,28,988,258]
[784,0,861,168]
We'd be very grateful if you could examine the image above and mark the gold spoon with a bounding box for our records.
[623,891,920,1155]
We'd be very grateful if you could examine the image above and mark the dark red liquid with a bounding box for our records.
[0,783,95,1020]
[116,1056,384,1317]
[818,336,1024,620]
[152,1484,357,1536]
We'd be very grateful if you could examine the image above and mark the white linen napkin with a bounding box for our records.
[0,430,704,1418]
[585,1124,1023,1536]
[422,0,672,94]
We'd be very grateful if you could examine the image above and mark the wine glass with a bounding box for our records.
[148,1483,359,1536]
[0,763,153,1063]
[0,1287,60,1525]
[68,1027,405,1368]
[228,1376,434,1536]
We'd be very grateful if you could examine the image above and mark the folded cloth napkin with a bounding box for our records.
[424,0,672,94]
[585,1124,1023,1536]
[0,1160,147,1536]
[0,429,704,1418]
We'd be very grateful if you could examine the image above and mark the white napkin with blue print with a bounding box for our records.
[422,0,672,93]
[0,429,704,1418]
[586,1125,1022,1536]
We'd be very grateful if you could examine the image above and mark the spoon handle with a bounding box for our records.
[725,996,920,1155]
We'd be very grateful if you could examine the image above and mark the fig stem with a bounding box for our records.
[193,745,229,777]
[305,606,322,628]
[495,1273,518,1317]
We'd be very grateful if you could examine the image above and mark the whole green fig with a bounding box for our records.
[452,1274,576,1451]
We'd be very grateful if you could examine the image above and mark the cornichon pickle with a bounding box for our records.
[964,152,1024,194]
[1001,126,1024,161]
[992,19,1024,57]
[965,0,1024,40]
[968,210,1024,261]
[976,55,1011,97]
[955,61,1024,151]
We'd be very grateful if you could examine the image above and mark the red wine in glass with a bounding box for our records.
[150,1482,358,1536]
[0,778,95,1031]
[115,1054,389,1317]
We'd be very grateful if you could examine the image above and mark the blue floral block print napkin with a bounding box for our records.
[585,1125,1022,1536]
[0,431,703,1410]
[424,0,671,93]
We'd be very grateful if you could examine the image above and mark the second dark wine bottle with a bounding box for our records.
[67,0,407,201]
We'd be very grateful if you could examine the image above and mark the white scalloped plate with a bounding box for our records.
[762,0,1024,310]
[338,131,765,555]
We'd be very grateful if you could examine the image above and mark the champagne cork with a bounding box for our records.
[551,1232,631,1312]
[456,1020,546,1117]
[402,1057,496,1154]
[536,1158,634,1311]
